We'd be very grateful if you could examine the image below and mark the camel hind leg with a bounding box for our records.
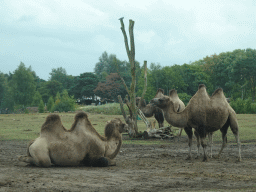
[217,119,229,159]
[229,114,241,162]
[19,139,51,167]
[184,126,193,160]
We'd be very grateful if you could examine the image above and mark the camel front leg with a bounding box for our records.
[201,137,208,162]
[184,126,193,160]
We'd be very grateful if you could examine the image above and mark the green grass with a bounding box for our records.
[0,112,256,145]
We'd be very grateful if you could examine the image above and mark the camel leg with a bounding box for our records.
[200,137,208,162]
[154,112,164,128]
[178,128,183,137]
[217,118,229,159]
[208,132,213,158]
[184,126,193,160]
[194,130,200,159]
[229,114,241,162]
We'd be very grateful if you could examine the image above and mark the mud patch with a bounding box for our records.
[0,139,256,191]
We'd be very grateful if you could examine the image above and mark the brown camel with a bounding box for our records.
[136,88,166,128]
[18,112,128,167]
[151,84,241,162]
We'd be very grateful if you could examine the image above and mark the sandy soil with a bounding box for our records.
[1,137,256,192]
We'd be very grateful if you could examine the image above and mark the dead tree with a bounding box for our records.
[117,18,148,137]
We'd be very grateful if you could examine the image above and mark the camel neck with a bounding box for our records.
[162,104,188,128]
[105,136,122,159]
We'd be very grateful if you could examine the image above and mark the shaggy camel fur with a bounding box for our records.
[151,84,241,162]
[18,112,128,167]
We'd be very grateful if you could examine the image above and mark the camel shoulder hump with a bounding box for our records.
[211,88,224,97]
[41,114,63,133]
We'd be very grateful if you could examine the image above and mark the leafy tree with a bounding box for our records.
[31,91,43,107]
[47,96,54,112]
[70,73,99,99]
[94,73,126,102]
[38,100,45,113]
[49,67,74,90]
[232,48,256,101]
[0,72,7,107]
[9,62,36,106]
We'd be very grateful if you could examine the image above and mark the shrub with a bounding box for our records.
[52,90,76,112]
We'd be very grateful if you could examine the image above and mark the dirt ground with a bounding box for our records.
[1,137,256,192]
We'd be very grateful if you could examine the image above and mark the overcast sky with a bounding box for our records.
[1,0,255,80]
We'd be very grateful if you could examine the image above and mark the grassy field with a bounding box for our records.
[0,111,256,144]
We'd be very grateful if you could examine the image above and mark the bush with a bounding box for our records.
[38,100,45,113]
[52,90,76,112]
[230,97,255,114]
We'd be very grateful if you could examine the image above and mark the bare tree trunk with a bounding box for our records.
[117,18,148,138]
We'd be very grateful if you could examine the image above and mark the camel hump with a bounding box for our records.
[198,84,206,89]
[41,114,62,132]
[75,111,88,121]
[169,89,178,97]
[157,88,164,94]
[211,88,224,96]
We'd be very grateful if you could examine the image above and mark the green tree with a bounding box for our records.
[49,67,74,90]
[9,62,36,106]
[47,96,54,112]
[232,48,256,101]
[38,100,45,113]
[31,91,43,107]
[70,73,99,99]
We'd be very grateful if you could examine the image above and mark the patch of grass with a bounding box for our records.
[0,113,256,145]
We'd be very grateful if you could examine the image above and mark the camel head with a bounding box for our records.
[105,118,128,139]
[150,95,170,109]
[136,97,147,107]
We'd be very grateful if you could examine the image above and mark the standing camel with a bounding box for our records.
[151,84,241,162]
[136,88,166,128]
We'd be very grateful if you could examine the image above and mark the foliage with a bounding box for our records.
[49,67,74,90]
[94,73,126,102]
[9,62,36,106]
[47,96,54,112]
[31,91,43,107]
[178,93,192,105]
[38,100,45,113]
[230,98,256,114]
[70,72,99,99]
[52,90,76,112]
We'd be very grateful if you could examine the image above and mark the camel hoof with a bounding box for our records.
[195,156,200,159]
[202,157,208,162]
[237,158,241,162]
[185,156,192,160]
[18,155,27,162]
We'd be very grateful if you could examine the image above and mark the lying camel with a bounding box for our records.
[151,84,241,162]
[18,112,128,167]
